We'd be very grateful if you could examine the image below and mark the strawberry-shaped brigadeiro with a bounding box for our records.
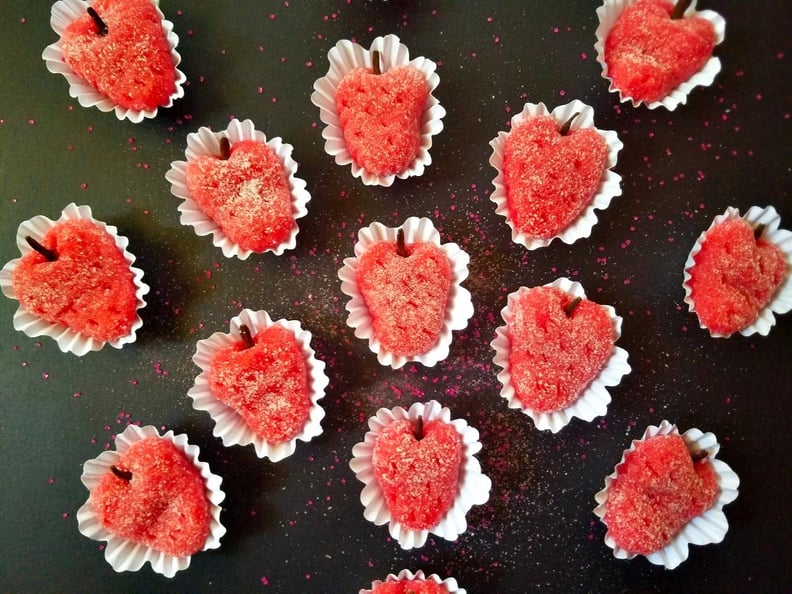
[508,286,615,413]
[687,218,787,336]
[604,0,717,104]
[90,437,211,557]
[60,0,177,111]
[503,113,610,240]
[357,229,452,357]
[335,51,429,177]
[12,219,138,343]
[603,433,719,556]
[208,324,312,443]
[371,416,463,531]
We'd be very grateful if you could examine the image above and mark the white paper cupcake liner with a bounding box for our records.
[76,424,226,578]
[42,0,186,123]
[488,100,623,250]
[0,203,149,356]
[682,205,792,338]
[594,0,726,110]
[311,33,446,186]
[350,400,491,550]
[188,309,328,462]
[593,420,739,569]
[338,216,474,369]
[360,569,466,594]
[165,118,311,260]
[491,277,630,433]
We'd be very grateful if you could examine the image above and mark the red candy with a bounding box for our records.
[372,418,462,530]
[60,0,176,111]
[604,434,719,555]
[91,437,210,557]
[372,580,449,594]
[688,218,787,336]
[208,325,311,443]
[185,139,295,253]
[605,0,716,103]
[12,219,138,342]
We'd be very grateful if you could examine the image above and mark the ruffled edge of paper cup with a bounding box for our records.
[594,0,726,111]
[349,400,492,550]
[76,424,226,578]
[488,100,623,250]
[310,33,446,186]
[165,118,311,260]
[593,420,740,569]
[360,568,466,594]
[682,205,792,338]
[491,277,630,433]
[42,0,186,123]
[338,216,474,369]
[0,203,149,356]
[188,308,328,462]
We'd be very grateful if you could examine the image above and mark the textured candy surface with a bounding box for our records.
[372,579,449,594]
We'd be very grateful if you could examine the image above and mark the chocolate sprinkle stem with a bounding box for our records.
[671,0,693,19]
[690,449,709,462]
[563,296,582,317]
[372,50,382,75]
[396,228,409,257]
[87,6,108,36]
[754,223,766,241]
[413,415,424,440]
[110,465,132,481]
[25,236,57,262]
[219,137,231,160]
[559,112,580,136]
[239,324,255,349]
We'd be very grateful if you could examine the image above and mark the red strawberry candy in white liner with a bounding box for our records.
[350,400,491,550]
[338,216,474,370]
[0,203,149,356]
[42,0,186,123]
[76,424,226,578]
[489,100,623,250]
[311,33,446,186]
[682,205,792,338]
[593,420,739,569]
[491,277,630,433]
[188,308,328,462]
[165,118,311,260]
[594,0,726,111]
[360,568,466,594]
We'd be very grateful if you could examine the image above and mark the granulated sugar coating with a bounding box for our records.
[371,418,463,530]
[208,325,311,443]
[371,579,449,594]
[604,0,716,104]
[12,219,137,342]
[357,240,452,357]
[185,140,294,252]
[91,437,210,557]
[335,65,428,176]
[508,287,614,413]
[688,218,787,336]
[60,0,176,111]
[603,434,719,556]
[503,116,608,239]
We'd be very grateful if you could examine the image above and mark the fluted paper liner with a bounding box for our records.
[361,568,466,594]
[338,216,474,369]
[594,0,726,110]
[311,33,446,186]
[683,205,792,338]
[488,100,623,249]
[0,203,149,356]
[350,400,491,550]
[491,277,630,432]
[594,420,739,569]
[188,309,328,461]
[42,0,186,123]
[76,424,226,578]
[165,118,311,259]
